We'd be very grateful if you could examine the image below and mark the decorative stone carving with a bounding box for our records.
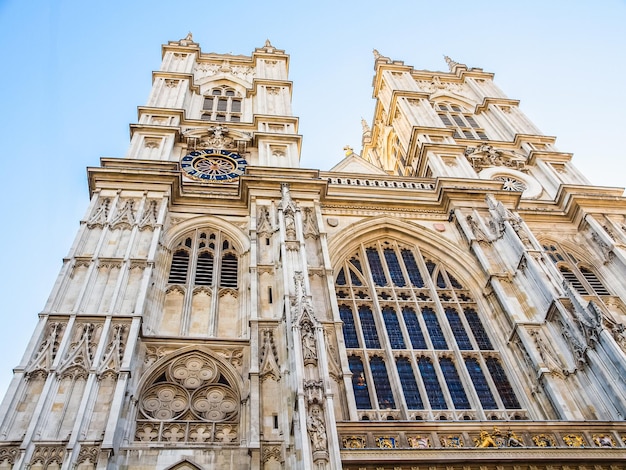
[136,352,239,442]
[97,323,127,376]
[76,445,100,465]
[375,436,396,448]
[301,320,317,365]
[302,207,319,239]
[0,446,19,465]
[466,214,491,243]
[256,206,274,237]
[260,329,281,382]
[110,199,136,230]
[87,198,110,228]
[198,125,235,150]
[262,444,282,463]
[342,436,366,448]
[165,79,179,88]
[407,435,430,448]
[532,434,556,447]
[27,321,65,375]
[281,184,297,242]
[473,428,524,448]
[58,322,98,375]
[307,403,328,453]
[591,231,614,264]
[194,62,255,82]
[138,200,158,231]
[563,434,586,447]
[439,435,464,447]
[465,145,527,172]
[592,434,615,447]
[529,328,565,377]
[416,76,462,94]
[30,445,65,468]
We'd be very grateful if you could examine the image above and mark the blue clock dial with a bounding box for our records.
[180,149,247,182]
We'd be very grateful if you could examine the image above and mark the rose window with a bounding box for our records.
[136,353,239,443]
[493,175,527,192]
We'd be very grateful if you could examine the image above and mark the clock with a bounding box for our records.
[180,149,248,182]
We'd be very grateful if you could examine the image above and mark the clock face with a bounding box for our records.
[180,149,247,182]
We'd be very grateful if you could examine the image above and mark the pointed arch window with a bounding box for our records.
[543,243,611,296]
[201,86,242,122]
[435,103,488,141]
[135,353,240,443]
[335,240,523,420]
[167,229,240,291]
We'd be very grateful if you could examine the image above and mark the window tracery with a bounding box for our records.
[435,103,488,141]
[543,243,611,296]
[201,86,242,122]
[335,240,522,420]
[135,353,239,443]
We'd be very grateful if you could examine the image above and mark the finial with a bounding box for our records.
[373,49,381,59]
[361,118,371,134]
[444,55,459,72]
[179,32,194,46]
[343,145,354,156]
[264,39,273,48]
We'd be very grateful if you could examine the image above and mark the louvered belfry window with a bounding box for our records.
[335,240,522,420]
[167,229,239,290]
[543,243,611,296]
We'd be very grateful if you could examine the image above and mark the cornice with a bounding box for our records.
[475,97,521,114]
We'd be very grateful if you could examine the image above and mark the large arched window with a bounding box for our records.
[435,102,488,141]
[161,228,240,337]
[135,353,240,444]
[543,243,611,296]
[201,86,242,122]
[168,230,239,290]
[335,240,522,421]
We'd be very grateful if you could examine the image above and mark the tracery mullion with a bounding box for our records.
[360,243,404,415]
[181,229,201,335]
[208,231,223,336]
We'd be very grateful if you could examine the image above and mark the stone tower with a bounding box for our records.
[1,37,626,469]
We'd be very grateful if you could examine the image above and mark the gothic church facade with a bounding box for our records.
[1,35,626,469]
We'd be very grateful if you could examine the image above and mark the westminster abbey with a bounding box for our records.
[1,35,626,469]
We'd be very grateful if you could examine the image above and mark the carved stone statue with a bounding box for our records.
[301,322,317,363]
[307,404,327,452]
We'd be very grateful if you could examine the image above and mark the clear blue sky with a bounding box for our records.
[1,0,625,396]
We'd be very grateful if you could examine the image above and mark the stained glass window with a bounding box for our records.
[485,357,520,409]
[403,307,427,349]
[401,249,424,287]
[366,248,387,286]
[336,268,346,286]
[464,308,493,350]
[370,356,395,409]
[418,357,447,409]
[349,356,371,409]
[382,307,405,349]
[422,307,448,349]
[396,357,423,409]
[465,358,497,409]
[349,268,362,286]
[440,358,470,409]
[339,305,359,348]
[445,308,472,350]
[358,306,381,348]
[384,248,405,287]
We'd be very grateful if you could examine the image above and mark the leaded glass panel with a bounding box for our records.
[403,307,427,349]
[339,305,359,348]
[382,307,405,349]
[445,308,472,350]
[349,356,371,409]
[418,357,447,409]
[465,358,497,409]
[384,248,405,286]
[370,356,395,409]
[396,357,423,409]
[358,306,381,348]
[366,248,387,286]
[485,357,521,409]
[440,358,470,409]
[422,307,448,349]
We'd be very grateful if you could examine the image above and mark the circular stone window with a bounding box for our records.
[478,167,542,199]
[493,175,527,192]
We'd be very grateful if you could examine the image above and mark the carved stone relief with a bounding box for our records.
[87,198,110,229]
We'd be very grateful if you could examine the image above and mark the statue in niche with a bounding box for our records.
[301,322,317,364]
[307,404,327,452]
